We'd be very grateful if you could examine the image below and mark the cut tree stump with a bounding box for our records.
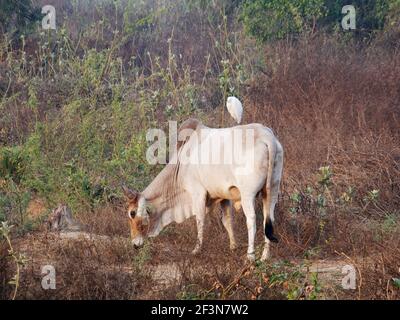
[47,205,112,241]
[47,205,87,232]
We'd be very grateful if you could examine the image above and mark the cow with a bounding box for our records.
[122,118,283,261]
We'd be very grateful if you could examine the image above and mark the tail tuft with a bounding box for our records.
[265,218,279,243]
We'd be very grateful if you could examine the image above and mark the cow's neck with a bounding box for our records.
[144,195,175,237]
[142,164,192,237]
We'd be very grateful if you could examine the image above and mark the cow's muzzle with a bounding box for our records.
[132,236,144,248]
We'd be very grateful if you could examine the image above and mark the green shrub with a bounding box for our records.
[241,0,400,42]
[0,0,42,35]
[0,146,26,182]
[241,0,326,42]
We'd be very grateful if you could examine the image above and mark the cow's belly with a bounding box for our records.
[207,187,237,201]
[195,165,240,200]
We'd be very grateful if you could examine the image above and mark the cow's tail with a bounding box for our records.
[263,129,279,243]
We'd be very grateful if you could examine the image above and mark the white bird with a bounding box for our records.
[226,96,243,124]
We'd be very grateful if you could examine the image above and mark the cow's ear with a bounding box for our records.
[122,185,138,201]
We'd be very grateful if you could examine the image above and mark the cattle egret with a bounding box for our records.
[226,96,243,124]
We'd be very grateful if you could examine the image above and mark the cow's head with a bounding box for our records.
[122,186,149,247]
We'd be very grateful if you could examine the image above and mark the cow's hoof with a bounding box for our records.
[191,246,201,255]
[260,253,270,262]
[260,249,270,261]
[246,253,256,262]
[230,243,238,251]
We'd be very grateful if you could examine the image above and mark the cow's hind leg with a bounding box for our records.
[261,142,283,261]
[241,195,257,262]
[261,189,278,261]
[220,200,237,250]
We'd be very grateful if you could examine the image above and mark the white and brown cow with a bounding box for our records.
[123,118,283,261]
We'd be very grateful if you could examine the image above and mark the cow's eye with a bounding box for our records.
[129,210,136,218]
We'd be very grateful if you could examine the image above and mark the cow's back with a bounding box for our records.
[178,122,276,200]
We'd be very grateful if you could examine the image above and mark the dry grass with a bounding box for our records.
[1,28,399,300]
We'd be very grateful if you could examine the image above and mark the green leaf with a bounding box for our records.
[393,278,400,288]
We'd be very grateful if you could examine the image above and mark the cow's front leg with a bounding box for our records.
[192,194,206,255]
[220,200,237,250]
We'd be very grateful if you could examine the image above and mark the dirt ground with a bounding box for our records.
[7,206,397,300]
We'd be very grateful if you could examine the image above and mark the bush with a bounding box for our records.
[0,0,41,35]
[0,146,26,183]
[241,0,400,42]
[241,0,326,42]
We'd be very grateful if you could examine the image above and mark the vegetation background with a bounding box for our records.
[0,0,399,299]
